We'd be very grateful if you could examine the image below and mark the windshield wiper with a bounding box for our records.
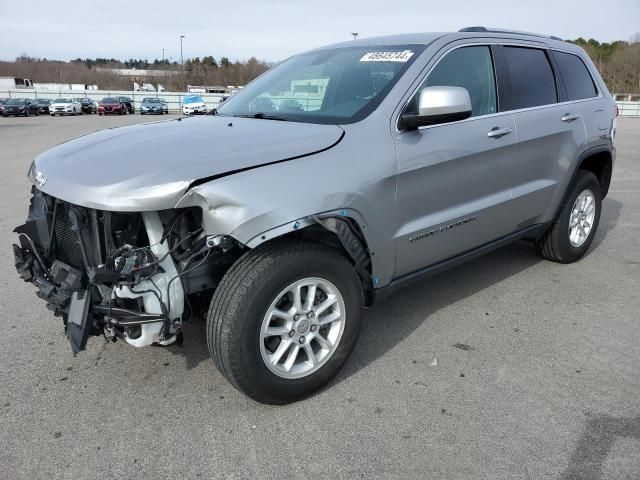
[235,112,298,122]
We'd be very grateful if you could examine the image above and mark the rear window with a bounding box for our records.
[553,51,597,101]
[503,47,557,110]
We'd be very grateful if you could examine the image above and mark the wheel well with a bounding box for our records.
[277,220,375,305]
[579,150,612,197]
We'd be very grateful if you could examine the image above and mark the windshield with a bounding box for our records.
[54,98,72,103]
[37,99,50,104]
[218,45,424,124]
[102,98,118,103]
[7,98,27,105]
[183,96,204,104]
[143,98,160,103]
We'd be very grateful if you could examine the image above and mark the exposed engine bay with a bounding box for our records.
[13,187,240,353]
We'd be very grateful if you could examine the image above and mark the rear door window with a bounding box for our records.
[553,51,597,100]
[503,46,557,109]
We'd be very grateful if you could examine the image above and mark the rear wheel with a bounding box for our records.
[207,240,363,404]
[536,170,602,263]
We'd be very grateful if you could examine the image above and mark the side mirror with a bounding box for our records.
[401,86,472,130]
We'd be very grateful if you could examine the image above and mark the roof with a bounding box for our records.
[311,28,572,52]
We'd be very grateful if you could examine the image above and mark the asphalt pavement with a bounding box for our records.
[1,113,639,479]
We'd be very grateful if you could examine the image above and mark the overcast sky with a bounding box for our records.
[0,0,638,63]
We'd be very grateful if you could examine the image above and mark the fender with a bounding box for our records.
[246,210,376,288]
[548,143,614,224]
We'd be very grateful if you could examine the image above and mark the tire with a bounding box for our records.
[207,240,363,404]
[536,170,602,263]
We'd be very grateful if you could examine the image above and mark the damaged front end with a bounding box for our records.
[13,187,239,353]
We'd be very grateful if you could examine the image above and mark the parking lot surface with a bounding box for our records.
[1,114,639,479]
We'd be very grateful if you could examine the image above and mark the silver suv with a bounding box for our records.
[13,28,616,403]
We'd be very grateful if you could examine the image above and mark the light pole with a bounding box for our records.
[162,48,165,63]
[351,32,358,40]
[180,35,185,91]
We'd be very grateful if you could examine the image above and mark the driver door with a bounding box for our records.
[393,45,519,277]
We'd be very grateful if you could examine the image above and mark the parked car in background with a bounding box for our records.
[117,96,135,114]
[77,98,97,114]
[49,98,82,116]
[35,99,52,114]
[3,98,39,117]
[182,95,207,115]
[98,97,126,115]
[140,97,168,115]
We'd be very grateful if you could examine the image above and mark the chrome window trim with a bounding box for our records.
[394,40,602,133]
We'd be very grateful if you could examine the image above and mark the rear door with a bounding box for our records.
[393,45,519,277]
[497,45,587,226]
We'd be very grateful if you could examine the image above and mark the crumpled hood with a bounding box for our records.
[32,116,344,211]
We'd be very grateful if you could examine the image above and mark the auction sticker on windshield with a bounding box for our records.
[360,50,414,62]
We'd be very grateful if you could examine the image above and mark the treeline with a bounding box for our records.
[2,37,639,93]
[567,37,640,93]
[0,54,270,90]
[71,57,177,69]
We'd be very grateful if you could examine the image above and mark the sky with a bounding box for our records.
[0,0,638,63]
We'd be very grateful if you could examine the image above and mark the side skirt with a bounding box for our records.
[373,223,548,303]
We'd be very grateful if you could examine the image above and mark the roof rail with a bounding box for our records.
[458,26,563,42]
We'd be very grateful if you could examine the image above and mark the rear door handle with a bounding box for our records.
[487,127,513,139]
[561,113,580,122]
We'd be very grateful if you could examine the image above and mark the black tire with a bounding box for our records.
[207,240,363,404]
[536,170,602,263]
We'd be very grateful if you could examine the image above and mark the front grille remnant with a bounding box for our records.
[53,201,94,270]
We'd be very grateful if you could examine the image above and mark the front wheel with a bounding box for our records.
[536,170,602,263]
[207,240,363,404]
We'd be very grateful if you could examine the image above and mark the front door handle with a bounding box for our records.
[487,126,513,139]
[561,113,580,122]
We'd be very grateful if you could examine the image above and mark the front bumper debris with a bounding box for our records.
[12,188,189,353]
